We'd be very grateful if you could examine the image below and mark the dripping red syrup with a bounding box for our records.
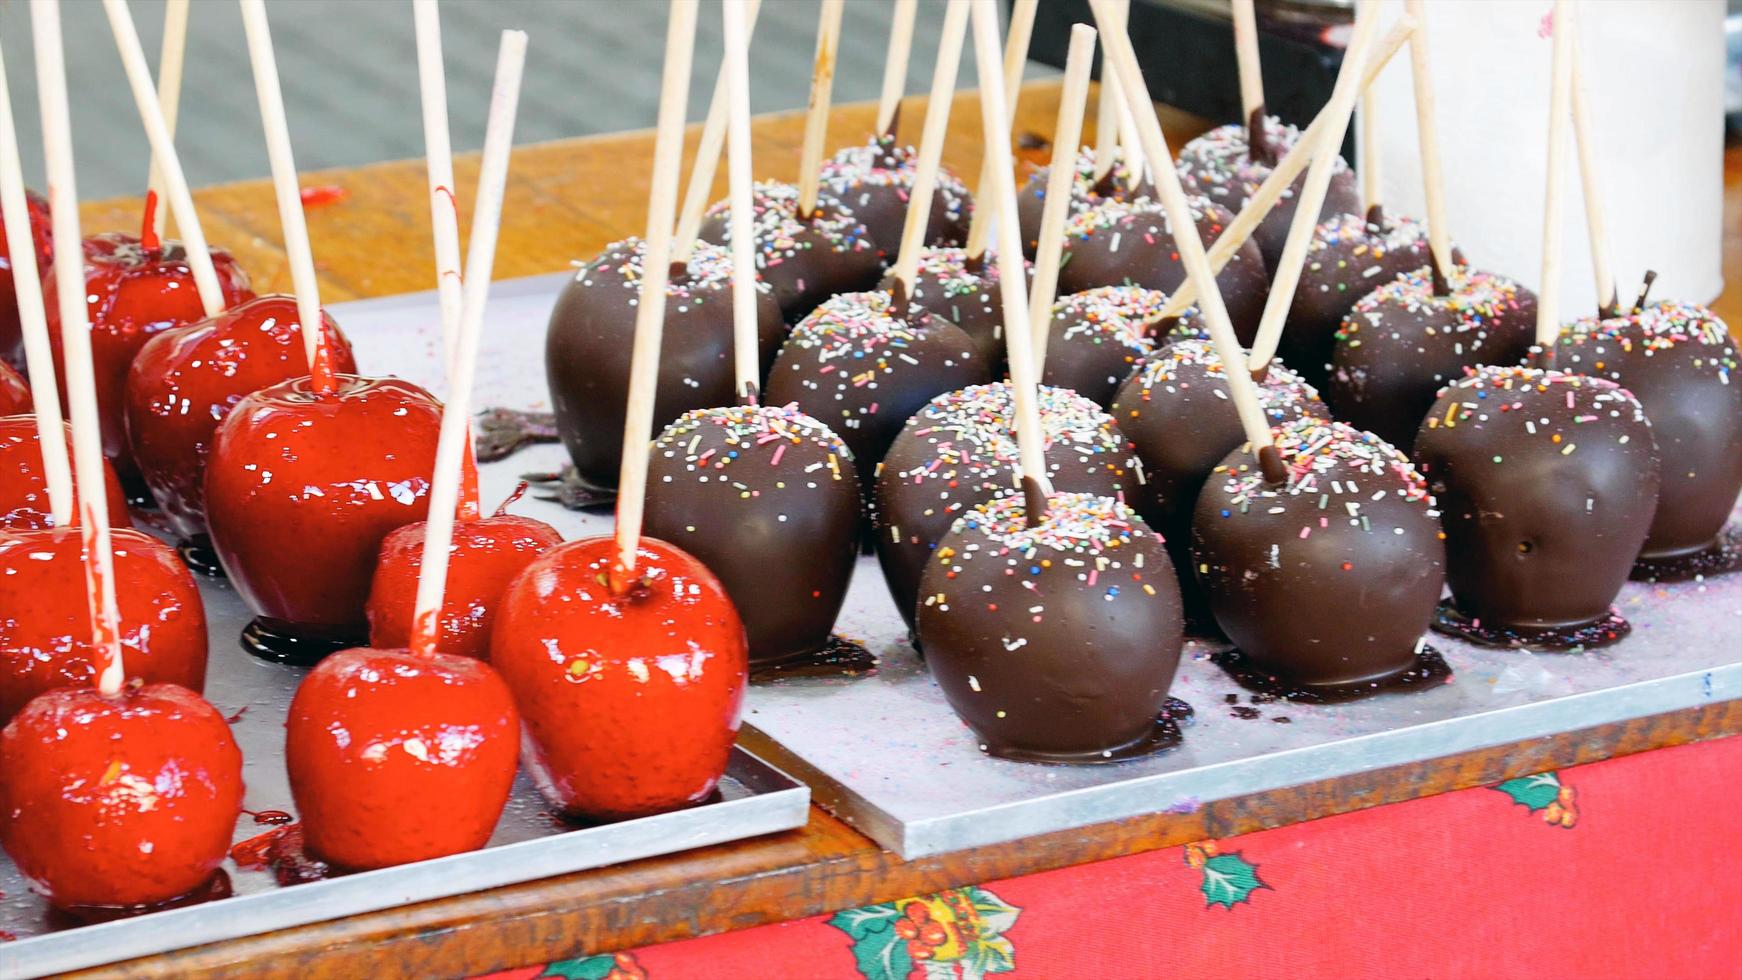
[245,808,294,826]
[299,185,349,208]
[229,823,333,886]
[45,870,233,926]
[224,705,248,724]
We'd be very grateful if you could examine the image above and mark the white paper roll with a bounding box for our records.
[1367,0,1726,307]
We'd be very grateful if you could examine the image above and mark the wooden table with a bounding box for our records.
[74,81,1742,979]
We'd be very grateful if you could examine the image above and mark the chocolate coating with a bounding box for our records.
[877,247,1025,371]
[1282,211,1448,390]
[1057,196,1268,345]
[874,382,1137,633]
[1192,418,1446,688]
[1176,117,1360,270]
[1041,286,1202,408]
[821,135,971,258]
[1329,266,1537,453]
[546,239,782,490]
[645,403,862,665]
[698,180,882,322]
[1110,340,1328,628]
[1015,145,1152,258]
[1553,302,1742,560]
[1414,366,1660,632]
[764,290,988,496]
[917,491,1183,762]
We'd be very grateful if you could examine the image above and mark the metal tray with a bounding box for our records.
[0,275,810,979]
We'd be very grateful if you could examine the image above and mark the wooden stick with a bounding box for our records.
[723,0,759,400]
[1570,41,1616,316]
[0,35,71,527]
[796,0,844,220]
[414,0,463,371]
[105,0,225,318]
[969,0,1049,521]
[1029,24,1097,374]
[1232,0,1264,122]
[1536,0,1574,349]
[1403,0,1453,288]
[963,0,1038,259]
[670,0,762,264]
[888,0,970,298]
[1248,9,1383,374]
[239,0,334,393]
[1355,0,1381,214]
[1153,17,1413,319]
[875,0,918,138]
[32,0,125,696]
[614,0,699,574]
[411,30,526,659]
[144,0,187,240]
[1089,0,1282,479]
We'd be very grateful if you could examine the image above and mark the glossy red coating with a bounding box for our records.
[285,646,519,869]
[204,374,442,633]
[491,536,748,821]
[366,513,563,661]
[0,526,207,724]
[124,294,357,540]
[0,187,51,374]
[42,232,254,482]
[0,681,242,909]
[0,416,132,531]
[0,360,30,416]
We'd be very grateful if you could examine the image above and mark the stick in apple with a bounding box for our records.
[239,0,336,393]
[874,0,918,138]
[144,0,187,240]
[105,0,225,318]
[1403,0,1453,292]
[0,34,71,526]
[1028,24,1098,373]
[886,0,970,305]
[1246,7,1384,376]
[1089,0,1285,482]
[670,0,762,266]
[1569,29,1616,316]
[1233,0,1264,133]
[33,0,125,694]
[411,30,527,658]
[796,0,845,221]
[1356,0,1382,215]
[962,0,1038,260]
[1535,0,1574,351]
[614,0,699,574]
[724,0,760,400]
[413,0,463,368]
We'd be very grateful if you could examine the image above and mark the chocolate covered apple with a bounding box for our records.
[546,240,781,493]
[492,536,748,821]
[285,646,520,869]
[204,375,442,662]
[697,181,882,322]
[0,681,242,910]
[1553,301,1742,578]
[44,230,253,489]
[1415,366,1659,648]
[821,134,971,257]
[876,247,1020,370]
[1040,285,1200,407]
[125,294,357,550]
[0,526,206,724]
[765,289,988,496]
[1192,418,1445,692]
[645,403,860,666]
[917,491,1184,761]
[0,417,129,530]
[1014,146,1149,258]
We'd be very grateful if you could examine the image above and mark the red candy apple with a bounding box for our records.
[366,505,562,661]
[0,359,30,415]
[204,374,442,662]
[284,646,519,869]
[0,681,243,910]
[0,186,51,373]
[0,416,130,530]
[124,294,357,545]
[491,536,747,821]
[0,526,207,724]
[42,232,253,487]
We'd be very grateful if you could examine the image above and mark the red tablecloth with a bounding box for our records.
[481,733,1742,980]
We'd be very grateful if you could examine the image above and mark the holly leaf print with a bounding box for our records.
[1493,772,1563,812]
[827,903,914,980]
[1199,852,1267,909]
[538,955,621,980]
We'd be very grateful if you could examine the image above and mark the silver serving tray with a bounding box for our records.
[0,275,809,979]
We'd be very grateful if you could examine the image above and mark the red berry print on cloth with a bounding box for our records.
[1492,771,1579,828]
[826,885,1021,980]
[536,952,646,980]
[1185,839,1269,909]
